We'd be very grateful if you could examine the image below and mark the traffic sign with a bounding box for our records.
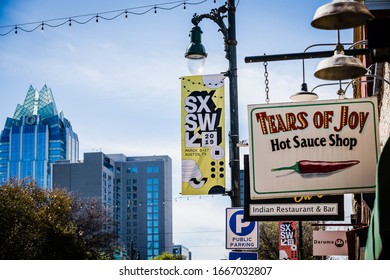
[226,208,259,249]
[229,251,258,260]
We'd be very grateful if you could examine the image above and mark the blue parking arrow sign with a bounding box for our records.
[229,251,258,260]
[226,208,259,249]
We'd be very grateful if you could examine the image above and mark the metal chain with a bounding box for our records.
[263,60,270,103]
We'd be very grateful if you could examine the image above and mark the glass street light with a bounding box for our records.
[185,25,207,74]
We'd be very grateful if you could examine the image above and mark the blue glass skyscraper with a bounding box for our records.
[0,85,79,188]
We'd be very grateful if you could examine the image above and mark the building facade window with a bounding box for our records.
[146,172,161,260]
[127,167,138,173]
[147,166,159,173]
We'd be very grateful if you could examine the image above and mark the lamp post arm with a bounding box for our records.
[191,5,228,39]
[191,5,231,59]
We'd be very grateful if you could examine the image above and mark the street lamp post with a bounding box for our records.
[185,0,240,207]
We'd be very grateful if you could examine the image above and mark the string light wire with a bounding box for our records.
[0,0,210,36]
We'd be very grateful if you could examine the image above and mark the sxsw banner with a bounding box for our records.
[248,97,379,199]
[181,74,226,195]
[279,221,298,260]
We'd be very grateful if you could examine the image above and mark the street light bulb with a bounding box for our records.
[187,56,205,75]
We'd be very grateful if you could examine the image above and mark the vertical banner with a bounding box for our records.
[181,74,226,195]
[279,221,298,260]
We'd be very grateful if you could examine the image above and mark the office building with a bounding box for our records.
[173,244,192,260]
[53,152,173,260]
[0,85,79,188]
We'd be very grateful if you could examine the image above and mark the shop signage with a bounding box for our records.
[246,195,344,221]
[312,230,348,256]
[248,97,379,199]
[243,153,344,221]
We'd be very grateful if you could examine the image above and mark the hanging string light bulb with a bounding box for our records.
[0,0,210,36]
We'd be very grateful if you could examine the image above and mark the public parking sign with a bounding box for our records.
[226,208,259,249]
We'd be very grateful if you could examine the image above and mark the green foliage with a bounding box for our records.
[152,252,186,260]
[258,222,279,260]
[0,180,118,260]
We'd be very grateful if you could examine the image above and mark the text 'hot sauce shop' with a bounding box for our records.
[248,97,380,200]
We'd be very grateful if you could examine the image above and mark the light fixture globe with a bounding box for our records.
[290,83,319,101]
[314,44,367,80]
[187,58,206,75]
[185,25,207,74]
[311,0,374,30]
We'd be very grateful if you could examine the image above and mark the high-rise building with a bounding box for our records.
[0,85,79,188]
[52,152,173,260]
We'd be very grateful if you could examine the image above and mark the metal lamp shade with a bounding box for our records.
[185,25,207,59]
[185,43,207,59]
[314,51,367,80]
[311,0,374,30]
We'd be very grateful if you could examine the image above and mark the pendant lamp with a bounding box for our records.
[314,43,367,80]
[311,0,374,30]
[290,82,319,101]
[290,59,319,101]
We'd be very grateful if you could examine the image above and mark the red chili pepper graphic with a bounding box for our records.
[271,160,360,174]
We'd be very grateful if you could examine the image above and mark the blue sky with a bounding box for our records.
[0,0,354,260]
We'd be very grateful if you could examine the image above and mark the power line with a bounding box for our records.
[0,0,211,36]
